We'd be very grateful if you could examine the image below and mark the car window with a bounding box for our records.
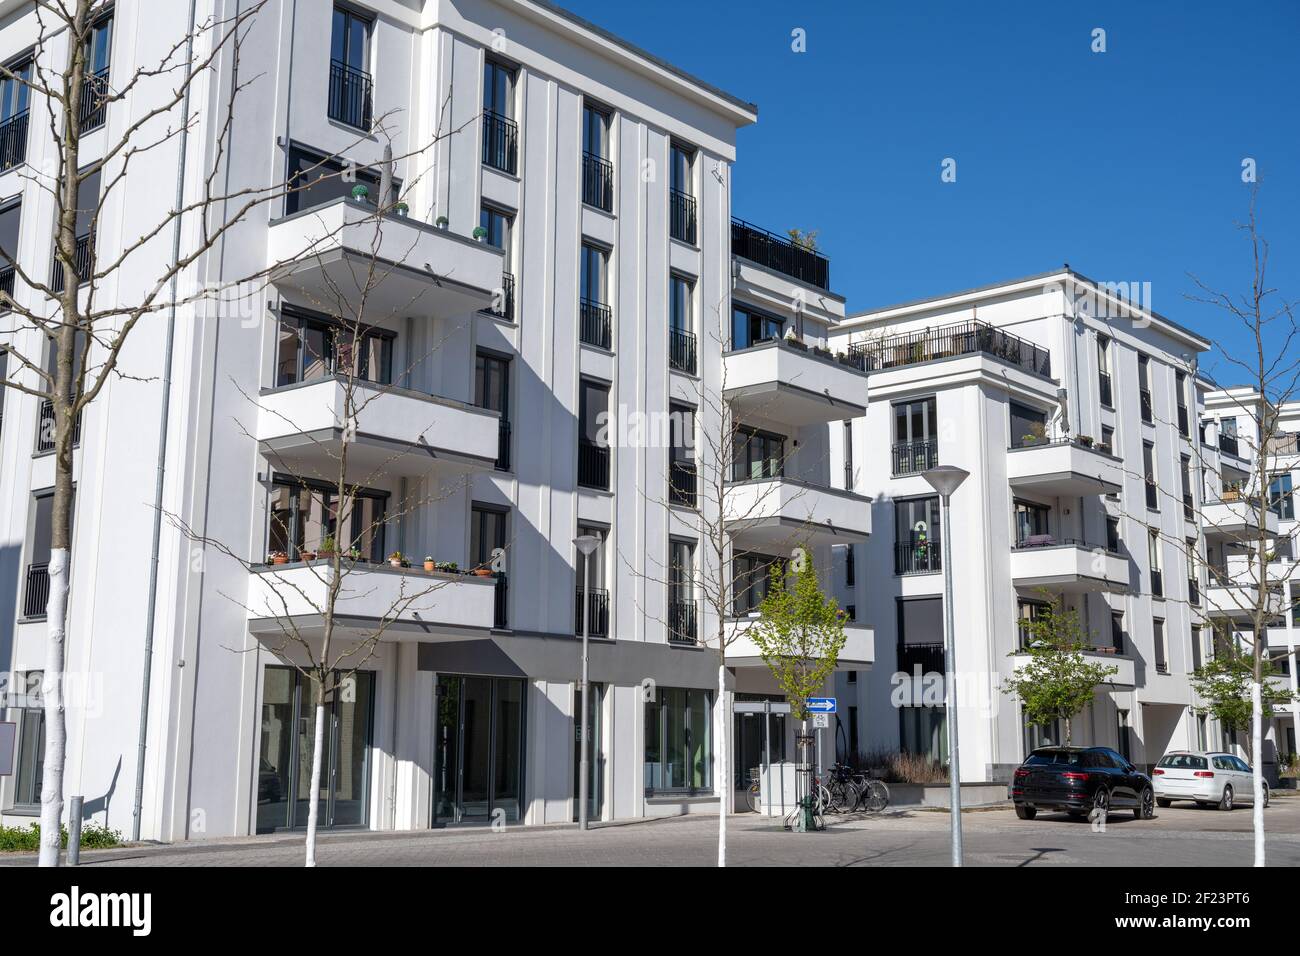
[1231,757,1251,773]
[1025,750,1075,766]
[1212,756,1233,771]
[1157,754,1206,770]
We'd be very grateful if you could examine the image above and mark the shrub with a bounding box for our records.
[857,748,949,784]
[0,822,123,852]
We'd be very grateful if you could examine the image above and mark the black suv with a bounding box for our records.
[1011,746,1154,820]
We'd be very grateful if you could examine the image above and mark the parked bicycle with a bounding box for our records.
[825,763,891,812]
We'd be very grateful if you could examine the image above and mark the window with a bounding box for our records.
[894,497,941,574]
[1192,625,1203,671]
[578,379,610,489]
[669,402,695,506]
[845,544,856,587]
[6,670,43,810]
[668,143,696,243]
[22,489,72,620]
[1187,537,1200,604]
[901,706,947,763]
[1100,424,1116,457]
[479,205,514,319]
[843,420,855,489]
[732,553,782,615]
[669,273,696,373]
[1097,334,1113,407]
[1110,611,1125,652]
[285,144,388,216]
[1153,618,1168,674]
[328,6,373,130]
[267,476,387,563]
[1148,529,1164,597]
[893,398,938,474]
[1175,371,1189,436]
[731,427,784,482]
[274,308,393,388]
[1143,441,1158,510]
[79,13,112,132]
[0,57,31,171]
[1138,355,1153,423]
[0,198,19,300]
[50,168,99,292]
[482,59,518,174]
[668,539,697,643]
[898,596,944,674]
[1014,500,1051,545]
[1116,709,1131,762]
[1196,714,1208,751]
[581,103,613,211]
[1010,401,1048,448]
[575,524,607,638]
[644,686,711,794]
[1106,515,1121,553]
[1180,455,1194,520]
[579,243,611,349]
[475,350,511,470]
[730,302,783,351]
[1017,598,1050,648]
[1269,473,1295,520]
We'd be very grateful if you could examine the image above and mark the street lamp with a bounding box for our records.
[573,533,601,830]
[922,464,969,867]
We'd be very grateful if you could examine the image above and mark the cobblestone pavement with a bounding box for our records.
[7,798,1300,867]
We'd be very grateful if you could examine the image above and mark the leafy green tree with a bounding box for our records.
[1191,643,1296,761]
[1001,594,1118,746]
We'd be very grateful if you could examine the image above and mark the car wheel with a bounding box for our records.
[1092,787,1110,817]
[1218,784,1234,811]
[1015,804,1037,820]
[1135,786,1155,820]
[1156,797,1172,808]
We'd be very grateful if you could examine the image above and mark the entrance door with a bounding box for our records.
[434,675,526,824]
[733,700,787,792]
[572,682,604,821]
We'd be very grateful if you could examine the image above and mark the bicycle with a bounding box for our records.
[849,767,890,812]
[824,763,863,813]
[744,767,762,813]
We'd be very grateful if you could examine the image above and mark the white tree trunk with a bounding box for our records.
[38,548,70,867]
[716,661,726,868]
[1251,680,1264,867]
[304,700,326,867]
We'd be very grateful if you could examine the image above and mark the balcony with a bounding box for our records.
[847,319,1051,379]
[582,151,613,212]
[578,439,610,490]
[482,110,518,174]
[723,337,867,426]
[1205,580,1286,622]
[1010,538,1129,593]
[78,67,109,133]
[1006,438,1123,497]
[669,460,696,507]
[730,218,829,290]
[898,641,944,674]
[1218,433,1241,458]
[327,59,373,131]
[267,197,504,317]
[724,477,871,549]
[669,327,697,374]
[1011,645,1135,689]
[21,563,49,619]
[1202,494,1280,539]
[668,600,698,645]
[895,540,941,575]
[0,110,28,171]
[484,271,515,321]
[892,439,938,477]
[246,562,499,639]
[575,586,609,639]
[726,616,873,668]
[579,297,612,349]
[256,377,500,479]
[669,188,696,244]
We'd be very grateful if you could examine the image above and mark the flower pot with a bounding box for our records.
[424,560,436,572]
[473,568,493,577]
[271,555,288,565]
[299,552,316,563]
[390,559,402,568]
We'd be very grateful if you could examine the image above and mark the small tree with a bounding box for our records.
[786,228,818,252]
[1191,645,1296,762]
[1001,595,1118,746]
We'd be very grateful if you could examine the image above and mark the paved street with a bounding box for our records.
[8,796,1300,867]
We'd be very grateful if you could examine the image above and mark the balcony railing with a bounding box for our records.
[327,59,373,131]
[1177,405,1189,437]
[849,320,1052,378]
[0,109,29,171]
[1013,535,1119,556]
[35,399,82,454]
[892,438,937,476]
[78,67,109,132]
[895,540,941,575]
[482,110,518,175]
[575,586,609,638]
[730,218,830,289]
[1218,433,1240,458]
[23,562,49,619]
[494,574,508,629]
[1188,577,1200,606]
[50,233,93,293]
[1268,432,1300,456]
[579,297,611,349]
[0,264,14,302]
[484,271,515,321]
[898,641,944,674]
[578,439,609,490]
[495,418,511,471]
[668,599,698,645]
[1145,479,1158,510]
[1139,388,1153,423]
[582,151,613,212]
[669,460,696,507]
[669,327,697,374]
[1151,569,1164,598]
[1099,372,1112,408]
[669,188,696,245]
[1183,493,1194,521]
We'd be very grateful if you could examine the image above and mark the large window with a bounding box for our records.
[475,350,511,470]
[893,397,938,474]
[579,243,611,349]
[50,167,99,292]
[669,539,697,643]
[1153,618,1168,674]
[1097,334,1113,407]
[1269,473,1295,520]
[668,143,696,243]
[6,670,44,810]
[581,103,613,211]
[275,308,393,388]
[1148,529,1164,597]
[732,552,782,616]
[0,199,19,296]
[1014,500,1051,545]
[78,13,112,132]
[1010,401,1048,448]
[328,5,373,130]
[575,523,607,638]
[482,59,517,174]
[731,427,784,482]
[645,686,711,794]
[669,402,696,506]
[578,379,610,489]
[894,496,941,574]
[22,489,73,619]
[1138,354,1153,423]
[1143,441,1158,510]
[266,476,387,562]
[0,58,30,171]
[730,302,782,351]
[471,504,508,627]
[669,273,696,373]
[285,144,388,215]
[898,596,944,674]
[479,205,514,320]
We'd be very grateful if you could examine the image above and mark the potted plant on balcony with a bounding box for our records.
[472,226,488,242]
[1020,422,1047,447]
[436,561,459,574]
[318,535,337,559]
[388,551,405,568]
[269,550,289,566]
[435,215,449,230]
[1075,434,1094,448]
[298,549,316,563]
[348,546,363,562]
[393,201,409,218]
[472,563,493,577]
[424,555,436,572]
[350,183,370,202]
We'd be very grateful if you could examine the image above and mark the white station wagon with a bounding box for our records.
[1153,751,1270,810]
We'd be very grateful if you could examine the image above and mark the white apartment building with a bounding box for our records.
[827,270,1221,781]
[0,0,871,840]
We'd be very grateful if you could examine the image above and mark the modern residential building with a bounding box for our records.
[827,270,1221,781]
[0,0,872,840]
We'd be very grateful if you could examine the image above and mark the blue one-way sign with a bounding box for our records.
[806,697,836,715]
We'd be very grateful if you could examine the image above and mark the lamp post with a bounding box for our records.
[922,464,969,867]
[573,534,601,830]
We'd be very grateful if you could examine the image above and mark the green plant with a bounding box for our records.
[0,822,122,852]
[787,228,819,252]
[1191,648,1296,760]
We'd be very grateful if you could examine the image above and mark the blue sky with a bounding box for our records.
[562,0,1299,387]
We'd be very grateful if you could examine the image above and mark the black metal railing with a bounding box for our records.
[575,586,609,638]
[579,297,611,349]
[78,67,109,132]
[0,110,29,171]
[850,320,1052,378]
[482,109,518,174]
[495,418,511,471]
[327,59,373,131]
[50,233,93,293]
[892,438,937,476]
[1012,535,1119,555]
[1099,372,1112,408]
[1151,569,1164,598]
[582,151,613,211]
[23,562,49,619]
[1139,388,1153,423]
[1218,433,1240,457]
[669,327,697,374]
[669,460,696,507]
[1145,479,1159,510]
[35,399,82,453]
[578,439,609,490]
[668,599,698,645]
[730,218,830,289]
[1188,577,1200,605]
[1270,432,1300,456]
[0,264,14,302]
[493,574,508,629]
[486,271,514,321]
[898,642,944,674]
[669,188,696,244]
[895,540,941,575]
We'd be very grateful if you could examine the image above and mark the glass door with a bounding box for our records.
[433,675,526,824]
[572,682,604,821]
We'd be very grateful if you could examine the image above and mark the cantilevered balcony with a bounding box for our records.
[726,616,873,668]
[1007,437,1123,497]
[1010,537,1129,593]
[723,337,867,427]
[724,477,871,550]
[1010,646,1136,688]
[846,319,1052,379]
[1202,493,1280,540]
[730,218,830,289]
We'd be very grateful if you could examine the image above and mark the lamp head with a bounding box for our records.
[922,465,970,498]
[573,534,601,556]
